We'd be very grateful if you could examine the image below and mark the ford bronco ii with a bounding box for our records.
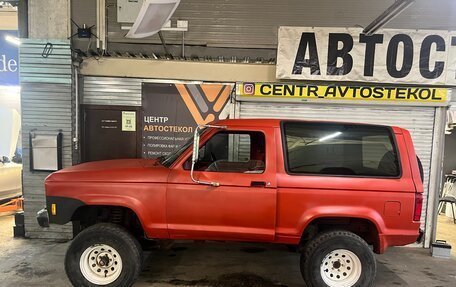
[37,119,423,287]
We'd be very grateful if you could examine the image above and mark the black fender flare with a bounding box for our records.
[46,196,85,225]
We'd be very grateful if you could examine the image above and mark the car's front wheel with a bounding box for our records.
[301,230,376,287]
[65,223,143,287]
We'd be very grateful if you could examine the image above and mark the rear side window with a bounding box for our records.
[282,122,400,177]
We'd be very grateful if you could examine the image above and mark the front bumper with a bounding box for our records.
[36,208,49,227]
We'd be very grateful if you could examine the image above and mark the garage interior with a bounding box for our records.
[1,0,456,286]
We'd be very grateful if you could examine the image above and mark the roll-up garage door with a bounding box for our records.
[238,102,435,226]
[20,39,73,239]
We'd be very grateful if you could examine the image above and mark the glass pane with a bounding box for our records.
[283,122,399,177]
[191,131,265,173]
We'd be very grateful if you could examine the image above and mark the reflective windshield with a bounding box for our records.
[159,128,207,167]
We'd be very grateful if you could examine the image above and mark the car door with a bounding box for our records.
[166,127,277,242]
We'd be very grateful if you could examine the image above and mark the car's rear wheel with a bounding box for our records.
[65,223,142,287]
[301,230,376,287]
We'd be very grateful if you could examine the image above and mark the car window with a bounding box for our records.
[185,131,266,173]
[283,122,400,177]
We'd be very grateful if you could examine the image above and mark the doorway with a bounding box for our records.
[435,131,456,257]
[81,105,141,162]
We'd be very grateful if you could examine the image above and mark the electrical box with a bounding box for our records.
[117,0,145,23]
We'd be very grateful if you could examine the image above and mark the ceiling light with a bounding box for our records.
[363,0,415,36]
[126,0,181,38]
[5,35,20,46]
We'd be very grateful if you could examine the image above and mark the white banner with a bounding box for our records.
[277,27,456,85]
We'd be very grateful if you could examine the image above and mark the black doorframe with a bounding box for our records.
[80,104,142,163]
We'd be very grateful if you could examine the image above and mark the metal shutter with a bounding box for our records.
[20,39,73,239]
[82,76,142,106]
[238,102,435,226]
[72,0,456,49]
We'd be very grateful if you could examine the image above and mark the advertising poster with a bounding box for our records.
[142,82,233,158]
[277,26,456,85]
[0,30,19,86]
[121,111,136,131]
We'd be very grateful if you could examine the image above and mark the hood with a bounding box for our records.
[46,159,170,183]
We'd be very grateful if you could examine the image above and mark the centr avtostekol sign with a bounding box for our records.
[276,27,456,85]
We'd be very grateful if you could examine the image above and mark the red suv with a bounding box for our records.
[37,119,423,287]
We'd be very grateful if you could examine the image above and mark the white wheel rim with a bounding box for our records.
[320,249,362,287]
[79,244,123,285]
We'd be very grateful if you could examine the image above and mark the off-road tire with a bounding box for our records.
[301,230,376,287]
[65,223,143,287]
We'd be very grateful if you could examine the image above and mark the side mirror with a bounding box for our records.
[190,124,226,187]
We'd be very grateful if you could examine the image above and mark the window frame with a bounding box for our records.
[280,121,402,179]
[182,130,267,174]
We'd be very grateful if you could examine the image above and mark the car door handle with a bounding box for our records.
[251,181,267,187]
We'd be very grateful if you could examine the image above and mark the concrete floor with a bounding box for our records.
[0,214,455,287]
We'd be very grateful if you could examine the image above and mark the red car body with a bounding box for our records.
[44,119,423,254]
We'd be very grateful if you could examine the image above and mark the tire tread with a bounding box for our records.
[65,223,143,287]
[301,230,376,287]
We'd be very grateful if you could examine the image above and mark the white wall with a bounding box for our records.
[80,58,276,82]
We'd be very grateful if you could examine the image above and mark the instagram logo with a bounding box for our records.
[243,83,255,95]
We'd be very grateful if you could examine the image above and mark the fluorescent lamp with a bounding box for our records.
[126,0,181,38]
[5,35,20,46]
[319,131,342,142]
[363,0,415,35]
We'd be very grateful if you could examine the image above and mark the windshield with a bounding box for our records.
[159,128,207,167]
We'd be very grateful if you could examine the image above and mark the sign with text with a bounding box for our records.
[122,111,136,131]
[277,27,456,85]
[142,83,233,158]
[239,82,450,106]
[0,30,19,86]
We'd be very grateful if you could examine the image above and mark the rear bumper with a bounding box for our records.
[36,208,49,227]
[378,229,424,253]
[416,228,424,243]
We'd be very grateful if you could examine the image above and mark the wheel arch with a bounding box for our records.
[298,208,385,253]
[71,204,146,238]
